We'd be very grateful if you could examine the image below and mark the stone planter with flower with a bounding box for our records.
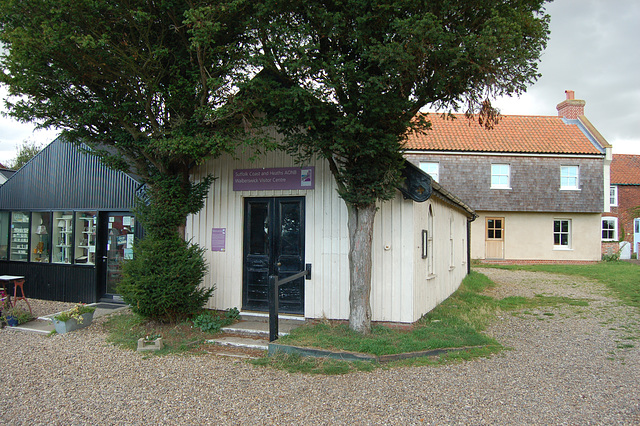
[51,304,97,334]
[1,306,33,327]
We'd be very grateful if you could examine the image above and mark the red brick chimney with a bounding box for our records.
[556,90,586,119]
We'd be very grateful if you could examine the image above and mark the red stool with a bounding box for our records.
[0,275,32,315]
[12,279,32,315]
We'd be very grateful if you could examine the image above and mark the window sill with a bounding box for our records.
[553,247,573,251]
[559,188,581,191]
[490,187,512,190]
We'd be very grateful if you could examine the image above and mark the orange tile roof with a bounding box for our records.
[404,113,603,155]
[611,154,640,185]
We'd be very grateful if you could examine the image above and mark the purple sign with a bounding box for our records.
[233,167,315,191]
[211,228,226,252]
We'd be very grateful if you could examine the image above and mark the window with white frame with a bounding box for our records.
[610,186,618,207]
[553,219,571,248]
[491,164,510,189]
[419,162,439,182]
[560,166,579,190]
[602,217,618,241]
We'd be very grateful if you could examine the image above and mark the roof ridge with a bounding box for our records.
[406,113,605,155]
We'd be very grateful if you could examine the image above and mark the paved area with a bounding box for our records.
[1,268,639,424]
[8,302,128,334]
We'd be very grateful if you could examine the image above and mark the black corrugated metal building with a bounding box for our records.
[0,137,141,303]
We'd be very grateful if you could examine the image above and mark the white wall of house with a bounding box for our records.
[411,196,471,320]
[471,211,602,261]
[186,148,471,323]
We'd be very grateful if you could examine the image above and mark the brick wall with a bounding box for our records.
[406,153,604,213]
[601,242,619,256]
[606,184,640,253]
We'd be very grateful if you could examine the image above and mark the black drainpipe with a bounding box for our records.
[467,217,476,275]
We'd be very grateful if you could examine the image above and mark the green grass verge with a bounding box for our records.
[477,261,640,308]
[103,311,216,356]
[257,270,591,373]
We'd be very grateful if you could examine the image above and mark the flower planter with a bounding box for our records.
[52,312,94,334]
[6,315,18,327]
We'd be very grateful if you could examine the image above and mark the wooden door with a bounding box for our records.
[485,217,504,259]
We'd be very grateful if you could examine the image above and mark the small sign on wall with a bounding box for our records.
[211,228,226,252]
[233,167,315,191]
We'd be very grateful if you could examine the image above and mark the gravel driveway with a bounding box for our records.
[2,268,639,425]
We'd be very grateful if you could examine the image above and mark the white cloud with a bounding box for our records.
[0,87,59,166]
[493,0,640,155]
[1,0,639,164]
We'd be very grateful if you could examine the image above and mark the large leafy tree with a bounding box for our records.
[0,0,253,321]
[0,0,252,237]
[247,0,550,333]
[6,139,44,170]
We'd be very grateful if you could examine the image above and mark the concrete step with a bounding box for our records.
[221,320,300,337]
[209,336,269,351]
[212,313,305,351]
[222,313,304,337]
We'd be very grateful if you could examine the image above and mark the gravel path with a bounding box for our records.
[2,268,639,425]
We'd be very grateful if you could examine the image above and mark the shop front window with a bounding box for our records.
[31,212,51,263]
[75,211,97,265]
[0,212,9,260]
[53,211,74,264]
[10,212,30,262]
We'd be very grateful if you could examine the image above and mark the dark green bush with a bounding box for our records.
[118,234,213,323]
[192,307,240,333]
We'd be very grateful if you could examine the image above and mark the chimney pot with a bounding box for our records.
[557,90,585,119]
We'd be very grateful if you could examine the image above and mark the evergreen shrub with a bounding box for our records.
[118,234,213,323]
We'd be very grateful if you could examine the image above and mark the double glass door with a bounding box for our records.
[243,197,305,314]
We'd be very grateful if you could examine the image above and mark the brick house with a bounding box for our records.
[603,154,640,258]
[405,91,611,262]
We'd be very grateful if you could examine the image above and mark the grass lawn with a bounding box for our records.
[476,261,640,308]
[103,261,636,373]
[103,309,240,357]
[264,269,593,372]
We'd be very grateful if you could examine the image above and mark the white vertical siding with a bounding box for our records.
[371,192,416,322]
[411,197,470,322]
[187,148,470,323]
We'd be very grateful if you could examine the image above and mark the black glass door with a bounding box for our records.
[99,212,135,299]
[243,197,305,314]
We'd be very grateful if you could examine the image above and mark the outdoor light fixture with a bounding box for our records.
[422,229,428,259]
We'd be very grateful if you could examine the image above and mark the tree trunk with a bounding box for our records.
[347,202,377,334]
[177,223,187,240]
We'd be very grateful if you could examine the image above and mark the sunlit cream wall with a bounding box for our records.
[187,147,472,323]
[471,212,602,261]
